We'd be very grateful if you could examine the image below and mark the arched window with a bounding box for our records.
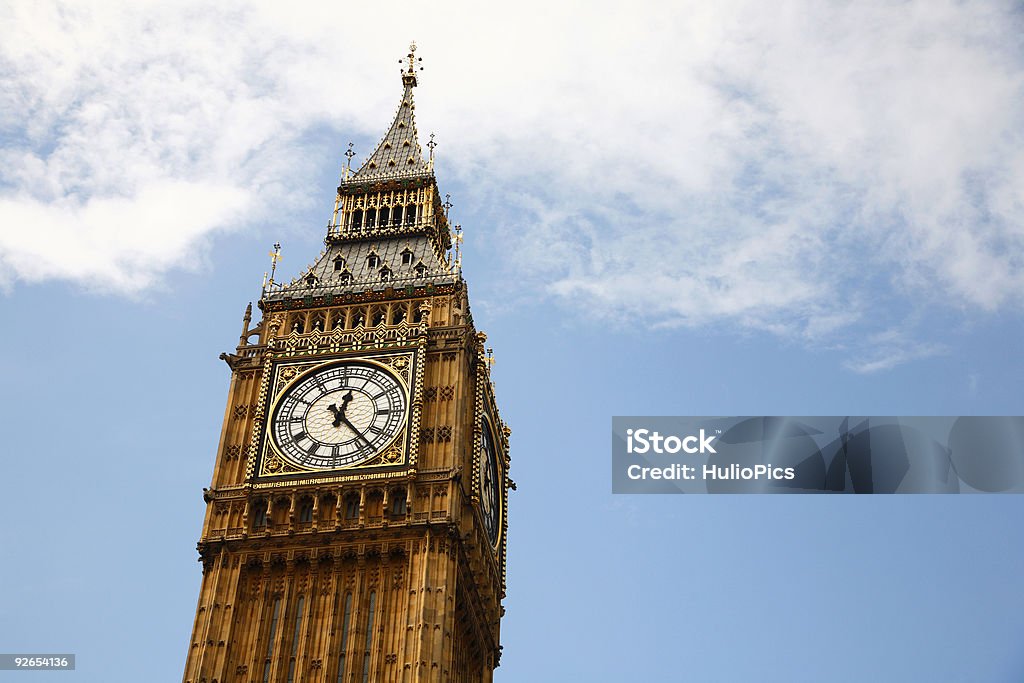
[343,495,359,521]
[390,489,407,517]
[413,307,425,324]
[298,498,313,524]
[286,595,305,683]
[351,209,363,229]
[252,500,268,530]
[263,596,282,683]
[391,307,406,325]
[362,591,376,683]
[336,592,353,683]
[372,309,386,326]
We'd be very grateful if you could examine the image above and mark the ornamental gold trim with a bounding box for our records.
[246,349,420,482]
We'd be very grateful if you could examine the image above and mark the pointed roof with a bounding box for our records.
[350,46,430,182]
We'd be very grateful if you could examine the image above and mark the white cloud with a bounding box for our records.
[0,1,1021,367]
[843,329,947,375]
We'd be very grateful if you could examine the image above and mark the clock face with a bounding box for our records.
[480,419,501,546]
[270,361,408,470]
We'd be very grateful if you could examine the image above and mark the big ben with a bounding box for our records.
[182,45,511,683]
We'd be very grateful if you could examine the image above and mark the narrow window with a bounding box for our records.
[362,591,376,683]
[367,254,379,269]
[333,256,345,272]
[286,595,304,683]
[390,491,407,517]
[379,207,391,225]
[336,592,352,683]
[379,268,391,283]
[372,310,386,326]
[344,496,359,521]
[252,501,267,530]
[401,250,413,265]
[393,205,404,225]
[413,308,424,324]
[339,270,352,285]
[392,308,406,325]
[404,204,417,225]
[299,501,313,524]
[263,596,282,683]
[365,209,376,227]
[414,263,427,277]
[352,209,363,229]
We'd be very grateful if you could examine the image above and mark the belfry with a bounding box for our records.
[183,44,510,683]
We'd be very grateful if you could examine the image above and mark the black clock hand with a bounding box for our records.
[327,391,355,427]
[339,414,371,448]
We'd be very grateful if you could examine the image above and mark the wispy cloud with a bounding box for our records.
[0,1,1021,368]
[843,329,947,374]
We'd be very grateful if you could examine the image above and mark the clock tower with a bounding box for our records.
[182,46,511,683]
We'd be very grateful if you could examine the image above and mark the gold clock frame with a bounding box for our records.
[478,412,505,552]
[245,346,425,489]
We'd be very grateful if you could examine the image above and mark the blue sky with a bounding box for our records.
[1,1,1023,681]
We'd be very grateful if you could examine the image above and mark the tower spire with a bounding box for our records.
[349,43,429,182]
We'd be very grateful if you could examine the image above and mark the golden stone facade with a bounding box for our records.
[182,47,510,683]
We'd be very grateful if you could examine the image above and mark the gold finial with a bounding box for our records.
[400,41,423,87]
[268,242,282,285]
[343,142,355,179]
[427,132,436,170]
[453,223,462,271]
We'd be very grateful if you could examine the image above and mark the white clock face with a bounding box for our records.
[271,361,407,469]
[480,420,501,546]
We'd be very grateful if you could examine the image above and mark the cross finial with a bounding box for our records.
[453,223,463,272]
[443,193,453,217]
[401,41,423,87]
[343,142,355,180]
[268,242,282,283]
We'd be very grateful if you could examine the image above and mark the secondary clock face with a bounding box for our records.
[270,361,408,470]
[480,419,501,546]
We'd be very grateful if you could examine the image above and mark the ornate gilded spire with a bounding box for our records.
[350,43,429,182]
[402,41,422,88]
